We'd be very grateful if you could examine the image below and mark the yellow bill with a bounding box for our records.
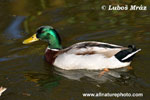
[23,34,39,44]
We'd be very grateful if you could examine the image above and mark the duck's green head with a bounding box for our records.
[23,26,62,49]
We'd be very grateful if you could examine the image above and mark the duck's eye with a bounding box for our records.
[41,31,45,33]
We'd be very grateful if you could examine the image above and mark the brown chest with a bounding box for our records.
[44,49,59,64]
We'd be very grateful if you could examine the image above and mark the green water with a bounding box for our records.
[0,0,150,100]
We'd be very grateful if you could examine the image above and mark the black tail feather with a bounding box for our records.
[128,45,136,51]
[115,45,140,62]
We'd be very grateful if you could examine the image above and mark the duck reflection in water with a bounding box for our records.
[25,61,143,89]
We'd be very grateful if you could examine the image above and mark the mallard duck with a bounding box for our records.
[23,26,141,70]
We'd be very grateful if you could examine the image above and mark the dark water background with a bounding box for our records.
[0,0,150,100]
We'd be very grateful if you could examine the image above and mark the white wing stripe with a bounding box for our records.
[122,49,141,60]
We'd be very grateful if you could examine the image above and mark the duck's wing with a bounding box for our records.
[60,41,128,58]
